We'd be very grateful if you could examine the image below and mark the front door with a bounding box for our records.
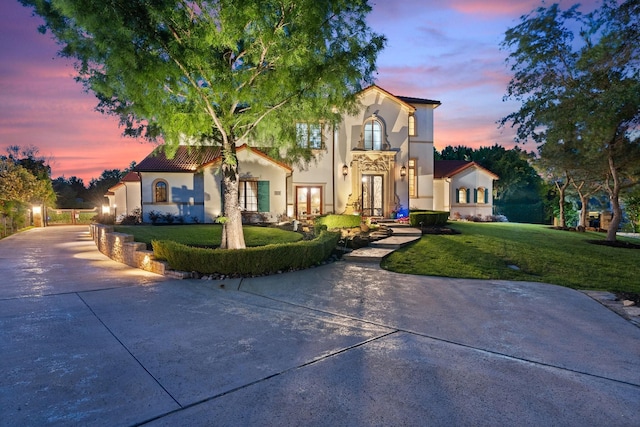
[361,175,383,217]
[296,186,322,220]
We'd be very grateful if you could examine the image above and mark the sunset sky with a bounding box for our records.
[0,0,591,183]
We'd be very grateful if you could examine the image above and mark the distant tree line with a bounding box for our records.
[0,144,137,236]
[52,162,136,209]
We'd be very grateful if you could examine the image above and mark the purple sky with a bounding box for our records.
[0,0,592,182]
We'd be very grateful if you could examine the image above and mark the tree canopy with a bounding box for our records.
[501,0,640,240]
[0,146,56,232]
[22,0,385,248]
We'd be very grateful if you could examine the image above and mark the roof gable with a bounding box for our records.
[358,85,416,112]
[201,144,293,172]
[434,160,499,179]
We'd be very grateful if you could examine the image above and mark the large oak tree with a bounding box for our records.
[22,0,385,248]
[501,0,640,241]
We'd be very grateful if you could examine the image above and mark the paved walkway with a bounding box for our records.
[1,226,639,426]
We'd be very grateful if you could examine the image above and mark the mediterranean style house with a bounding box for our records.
[105,85,498,223]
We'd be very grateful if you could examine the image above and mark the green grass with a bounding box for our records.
[114,224,303,247]
[382,222,640,293]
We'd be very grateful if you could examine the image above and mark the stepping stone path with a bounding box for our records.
[343,220,422,263]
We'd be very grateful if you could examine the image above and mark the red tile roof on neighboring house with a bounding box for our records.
[135,145,222,172]
[434,160,499,179]
[135,144,293,173]
[121,171,140,182]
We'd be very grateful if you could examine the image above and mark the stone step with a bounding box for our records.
[370,235,421,249]
[342,247,395,263]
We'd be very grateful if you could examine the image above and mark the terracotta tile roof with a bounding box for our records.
[135,145,222,172]
[434,160,499,179]
[121,171,140,182]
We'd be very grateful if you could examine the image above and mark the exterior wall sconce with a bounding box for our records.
[400,164,407,180]
[102,205,110,215]
[342,164,349,180]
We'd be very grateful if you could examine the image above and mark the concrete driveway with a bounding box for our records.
[1,226,639,426]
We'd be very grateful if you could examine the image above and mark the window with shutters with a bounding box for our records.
[457,187,469,204]
[239,180,270,212]
[239,181,258,211]
[477,187,486,204]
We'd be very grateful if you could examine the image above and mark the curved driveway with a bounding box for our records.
[1,226,639,426]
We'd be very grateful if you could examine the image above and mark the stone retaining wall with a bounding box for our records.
[89,223,167,275]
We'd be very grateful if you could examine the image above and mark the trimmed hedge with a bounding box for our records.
[152,231,340,275]
[409,211,450,227]
[315,214,362,229]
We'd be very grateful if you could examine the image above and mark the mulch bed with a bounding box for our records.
[587,240,640,249]
[420,226,461,235]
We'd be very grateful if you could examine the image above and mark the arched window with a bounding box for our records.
[363,119,382,150]
[456,187,469,204]
[408,114,416,136]
[477,187,486,204]
[154,180,168,203]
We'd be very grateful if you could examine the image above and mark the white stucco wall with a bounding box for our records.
[111,181,141,218]
[236,147,289,222]
[445,167,496,219]
[303,88,413,217]
[140,172,205,223]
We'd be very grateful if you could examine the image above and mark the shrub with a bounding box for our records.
[148,210,161,224]
[315,214,362,230]
[92,213,114,225]
[409,211,449,227]
[152,231,340,275]
[163,212,175,224]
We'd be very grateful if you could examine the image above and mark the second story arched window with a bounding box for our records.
[363,119,383,150]
[408,114,416,136]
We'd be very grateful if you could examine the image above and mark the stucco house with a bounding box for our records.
[105,85,497,223]
[105,171,141,219]
[433,160,500,219]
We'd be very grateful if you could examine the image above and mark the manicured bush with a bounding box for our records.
[409,211,449,227]
[152,231,340,275]
[315,214,361,230]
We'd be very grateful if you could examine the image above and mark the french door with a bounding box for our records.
[296,186,322,220]
[361,175,383,217]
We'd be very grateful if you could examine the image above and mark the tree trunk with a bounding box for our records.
[578,194,589,230]
[605,156,621,242]
[220,145,246,250]
[555,179,569,228]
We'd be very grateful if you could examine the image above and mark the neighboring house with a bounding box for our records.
[433,160,499,219]
[105,171,141,219]
[106,85,498,223]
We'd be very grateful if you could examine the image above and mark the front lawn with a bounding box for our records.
[382,222,640,293]
[114,224,303,247]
